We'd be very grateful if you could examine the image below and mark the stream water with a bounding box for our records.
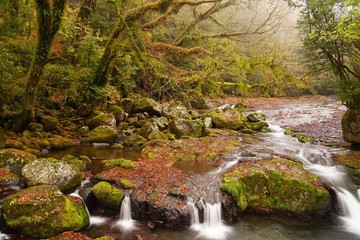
[1,97,360,240]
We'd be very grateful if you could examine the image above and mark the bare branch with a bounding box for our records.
[148,41,213,55]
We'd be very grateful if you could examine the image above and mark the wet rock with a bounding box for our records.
[124,133,147,146]
[22,158,83,191]
[169,118,204,138]
[221,159,330,217]
[87,113,116,130]
[40,115,59,131]
[246,112,266,122]
[0,148,36,168]
[245,121,269,132]
[342,108,360,144]
[208,108,245,130]
[2,185,89,238]
[87,125,118,144]
[92,181,124,210]
[132,97,162,117]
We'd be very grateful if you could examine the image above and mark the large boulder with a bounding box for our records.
[87,125,118,144]
[87,113,116,130]
[92,181,124,210]
[0,148,36,168]
[163,101,191,120]
[46,135,74,150]
[208,108,245,130]
[22,158,83,191]
[181,90,208,109]
[342,108,360,144]
[2,185,89,238]
[221,159,330,217]
[138,118,169,139]
[40,115,59,131]
[132,97,162,117]
[107,104,126,123]
[169,118,204,138]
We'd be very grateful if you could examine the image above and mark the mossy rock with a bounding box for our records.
[102,158,136,169]
[123,133,147,146]
[0,148,36,168]
[107,104,126,123]
[46,135,74,150]
[335,151,360,177]
[246,112,267,122]
[22,158,84,191]
[342,108,360,144]
[92,181,124,210]
[2,185,89,238]
[132,97,162,117]
[168,118,204,138]
[87,113,116,130]
[181,89,208,109]
[0,168,20,185]
[208,108,245,130]
[87,125,118,144]
[245,121,269,132]
[61,154,89,170]
[221,159,330,216]
[27,122,44,132]
[40,115,59,131]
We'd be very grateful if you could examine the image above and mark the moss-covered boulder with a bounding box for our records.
[107,104,126,123]
[342,108,360,144]
[132,97,162,117]
[22,158,83,191]
[0,148,36,168]
[163,101,191,120]
[46,135,74,150]
[2,185,89,238]
[123,133,147,146]
[335,151,360,177]
[245,121,269,132]
[92,181,124,210]
[208,108,245,130]
[181,90,208,109]
[246,112,266,122]
[102,158,136,169]
[221,159,330,216]
[120,98,134,113]
[87,125,118,144]
[169,118,204,138]
[61,154,91,170]
[87,113,116,130]
[40,115,59,131]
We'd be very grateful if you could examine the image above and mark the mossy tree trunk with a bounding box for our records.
[14,0,67,132]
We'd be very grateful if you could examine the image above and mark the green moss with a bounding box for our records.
[103,158,136,169]
[284,129,312,143]
[123,133,147,146]
[93,182,124,210]
[118,178,133,189]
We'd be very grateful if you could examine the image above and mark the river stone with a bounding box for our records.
[132,97,162,117]
[342,108,360,144]
[208,108,245,130]
[87,125,118,144]
[221,159,330,217]
[92,181,124,210]
[22,158,83,191]
[87,113,116,130]
[169,118,204,138]
[2,185,89,238]
[107,104,126,123]
[123,133,147,146]
[163,101,191,120]
[46,135,74,150]
[0,148,36,168]
[246,112,266,122]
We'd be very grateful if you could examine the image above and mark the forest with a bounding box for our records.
[0,0,360,239]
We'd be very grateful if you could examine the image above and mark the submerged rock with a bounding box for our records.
[0,148,36,168]
[22,158,83,191]
[2,185,89,238]
[221,159,330,217]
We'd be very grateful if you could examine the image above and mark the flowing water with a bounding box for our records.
[114,196,137,230]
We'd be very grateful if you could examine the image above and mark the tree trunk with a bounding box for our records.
[14,0,67,132]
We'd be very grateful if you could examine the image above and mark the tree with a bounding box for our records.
[14,0,68,132]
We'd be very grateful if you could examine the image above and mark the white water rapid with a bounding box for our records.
[265,124,360,237]
[188,197,231,240]
[114,196,136,230]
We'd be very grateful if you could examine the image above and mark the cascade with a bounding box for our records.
[70,179,108,226]
[114,196,136,230]
[188,197,231,239]
[266,124,360,237]
[0,233,9,240]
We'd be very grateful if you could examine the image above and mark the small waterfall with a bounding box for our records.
[188,197,231,239]
[70,179,108,226]
[265,124,360,237]
[0,233,10,240]
[114,196,136,230]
